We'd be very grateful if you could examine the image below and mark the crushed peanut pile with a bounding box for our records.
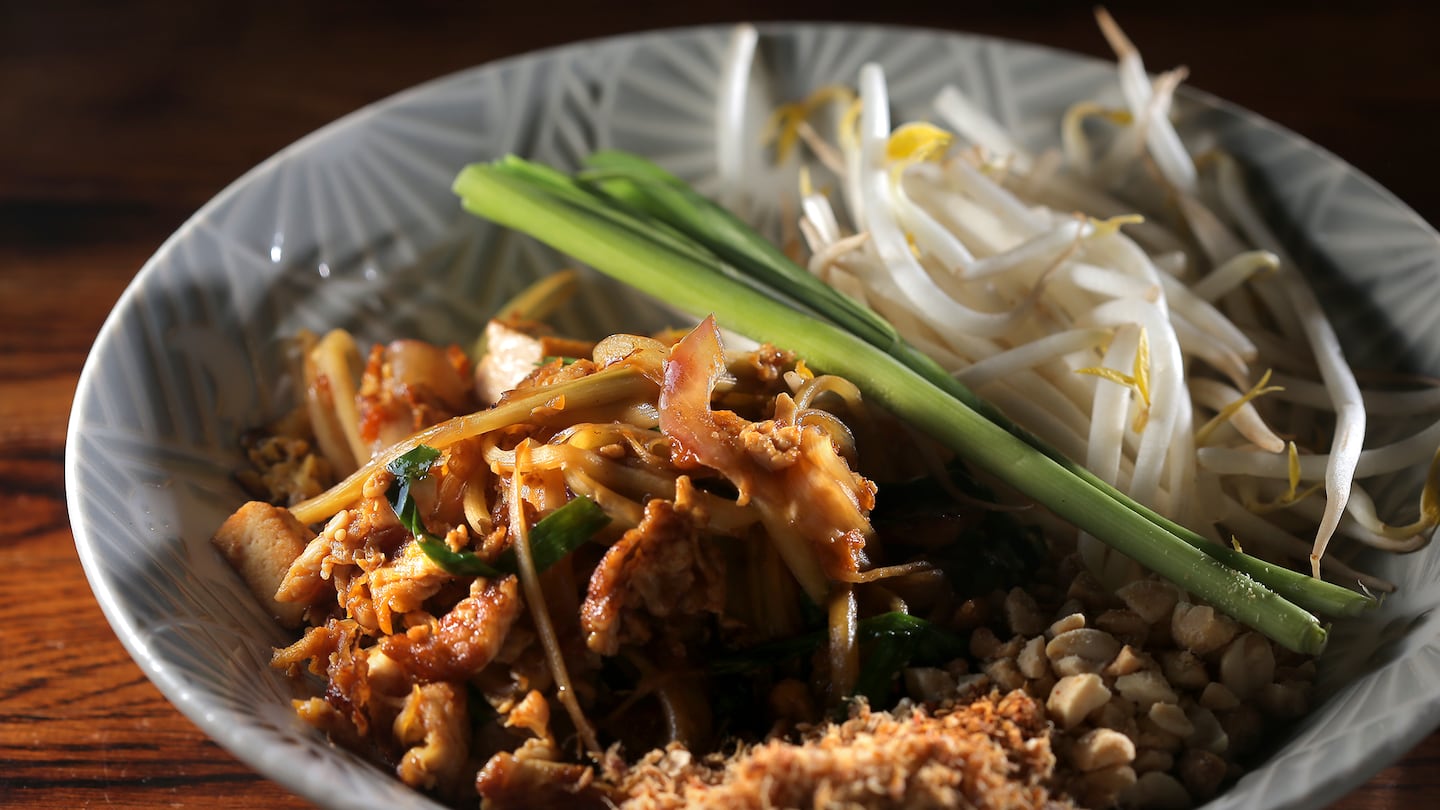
[964,557,1314,808]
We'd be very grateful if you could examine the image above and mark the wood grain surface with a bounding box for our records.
[3,1,1437,807]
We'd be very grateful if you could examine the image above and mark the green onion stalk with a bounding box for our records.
[453,155,1373,655]
[576,151,1372,622]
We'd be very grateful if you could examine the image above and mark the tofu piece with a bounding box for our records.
[474,320,596,405]
[211,501,314,628]
[474,321,545,405]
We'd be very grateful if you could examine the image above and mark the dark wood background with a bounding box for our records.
[3,1,1437,807]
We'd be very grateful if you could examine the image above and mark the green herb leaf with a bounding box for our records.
[388,444,442,480]
[385,444,443,540]
[852,613,968,706]
[385,444,504,577]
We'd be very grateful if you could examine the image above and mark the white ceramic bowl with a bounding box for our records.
[68,22,1440,810]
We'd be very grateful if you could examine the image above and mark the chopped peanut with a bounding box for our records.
[1072,727,1137,771]
[1179,748,1227,801]
[1116,579,1180,625]
[1185,705,1229,755]
[1049,673,1112,729]
[1103,645,1152,679]
[1217,705,1264,756]
[1132,748,1174,774]
[1158,650,1210,691]
[903,667,957,703]
[1046,628,1122,668]
[1093,696,1140,737]
[1017,636,1050,680]
[1095,609,1150,646]
[983,657,1027,693]
[1121,770,1192,810]
[1198,682,1240,712]
[969,626,1002,659]
[1219,632,1275,700]
[1078,763,1139,808]
[1170,603,1239,655]
[1005,587,1047,637]
[1115,670,1179,711]
[1048,612,1088,638]
[1147,702,1195,738]
[1053,654,1107,677]
[1067,571,1114,609]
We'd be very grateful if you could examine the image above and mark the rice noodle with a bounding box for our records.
[291,365,657,524]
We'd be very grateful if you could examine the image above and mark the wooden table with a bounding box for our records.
[3,2,1437,807]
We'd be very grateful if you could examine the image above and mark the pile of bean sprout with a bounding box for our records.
[713,13,1440,595]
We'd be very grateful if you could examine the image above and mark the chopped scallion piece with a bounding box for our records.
[852,612,967,706]
[491,495,611,574]
[416,537,505,578]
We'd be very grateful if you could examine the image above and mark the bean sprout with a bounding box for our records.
[735,10,1438,588]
